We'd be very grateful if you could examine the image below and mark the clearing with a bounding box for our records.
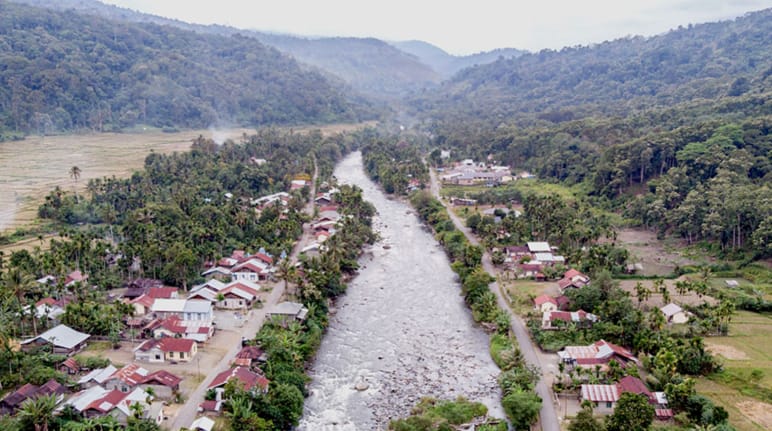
[615,228,709,276]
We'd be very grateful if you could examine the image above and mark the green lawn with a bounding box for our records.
[697,310,772,431]
[501,279,554,315]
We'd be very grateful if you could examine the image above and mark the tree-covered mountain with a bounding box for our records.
[0,1,376,135]
[422,9,772,258]
[411,9,772,123]
[392,40,526,78]
[12,0,442,99]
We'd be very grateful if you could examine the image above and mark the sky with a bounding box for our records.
[103,0,772,55]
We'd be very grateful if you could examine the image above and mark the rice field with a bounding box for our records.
[697,310,772,431]
[0,122,371,234]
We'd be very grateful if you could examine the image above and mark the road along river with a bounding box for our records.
[298,151,503,430]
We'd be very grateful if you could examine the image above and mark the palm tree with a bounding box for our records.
[634,281,650,306]
[17,394,57,431]
[69,166,82,202]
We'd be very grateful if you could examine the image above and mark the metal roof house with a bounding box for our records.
[21,324,90,355]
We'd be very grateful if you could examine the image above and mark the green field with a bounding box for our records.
[697,310,772,431]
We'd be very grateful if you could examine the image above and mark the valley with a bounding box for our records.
[0,1,770,431]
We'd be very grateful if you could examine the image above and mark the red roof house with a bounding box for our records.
[208,367,269,393]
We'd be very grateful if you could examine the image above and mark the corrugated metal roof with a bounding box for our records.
[581,384,619,402]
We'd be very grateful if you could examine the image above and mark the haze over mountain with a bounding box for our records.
[10,0,524,98]
[392,40,526,78]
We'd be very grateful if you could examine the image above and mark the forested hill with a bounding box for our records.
[11,0,441,98]
[392,40,526,78]
[250,35,441,98]
[0,1,375,135]
[411,8,772,122]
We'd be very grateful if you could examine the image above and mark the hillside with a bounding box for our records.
[12,0,441,99]
[0,1,374,135]
[393,40,526,78]
[252,35,441,98]
[411,9,772,122]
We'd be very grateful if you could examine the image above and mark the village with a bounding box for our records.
[408,153,754,431]
[0,177,348,431]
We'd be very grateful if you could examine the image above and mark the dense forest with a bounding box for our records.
[411,9,772,123]
[417,9,772,258]
[0,1,376,135]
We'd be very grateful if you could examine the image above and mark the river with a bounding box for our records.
[298,152,503,430]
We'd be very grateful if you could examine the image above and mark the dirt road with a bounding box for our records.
[429,168,561,431]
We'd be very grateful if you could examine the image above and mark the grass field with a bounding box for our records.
[0,122,371,235]
[697,310,772,431]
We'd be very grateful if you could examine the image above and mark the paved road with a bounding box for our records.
[429,168,561,431]
[171,159,319,430]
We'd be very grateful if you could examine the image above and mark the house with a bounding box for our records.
[130,294,156,317]
[290,179,308,191]
[267,301,308,326]
[134,338,198,363]
[190,416,216,431]
[230,260,268,282]
[233,345,267,368]
[78,365,118,388]
[32,297,67,321]
[64,270,88,287]
[542,310,598,330]
[0,379,67,414]
[558,269,590,291]
[215,281,261,310]
[725,279,739,288]
[558,340,638,370]
[145,316,213,342]
[581,376,671,417]
[201,266,232,281]
[660,303,690,324]
[58,357,80,375]
[534,295,558,313]
[527,242,552,253]
[21,324,90,355]
[208,366,269,394]
[151,299,213,322]
[124,278,165,299]
[103,364,181,400]
[63,386,161,425]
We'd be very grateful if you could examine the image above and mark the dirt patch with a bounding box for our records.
[618,277,717,307]
[736,400,772,430]
[615,228,708,276]
[705,342,751,360]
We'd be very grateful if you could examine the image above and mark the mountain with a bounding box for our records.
[0,1,375,135]
[411,9,772,123]
[393,40,526,78]
[250,35,441,99]
[12,0,441,99]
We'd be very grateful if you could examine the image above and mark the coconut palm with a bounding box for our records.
[17,394,57,431]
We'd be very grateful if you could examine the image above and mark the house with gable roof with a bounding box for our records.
[102,363,181,399]
[134,338,198,363]
[558,340,638,370]
[21,324,90,355]
[581,376,672,419]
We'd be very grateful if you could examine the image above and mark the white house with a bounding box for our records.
[21,324,90,355]
[151,299,213,322]
[660,303,690,324]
